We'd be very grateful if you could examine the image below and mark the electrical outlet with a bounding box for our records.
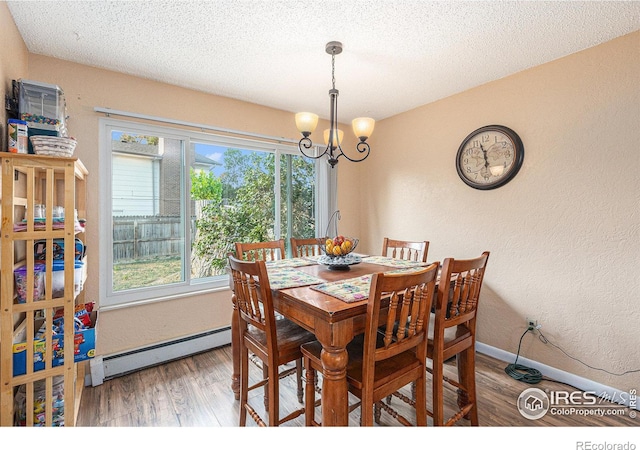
[527,318,538,331]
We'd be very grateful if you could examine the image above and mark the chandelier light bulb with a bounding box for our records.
[323,128,344,149]
[295,112,319,136]
[352,117,375,141]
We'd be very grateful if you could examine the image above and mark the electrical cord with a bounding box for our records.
[537,328,640,377]
[504,328,543,384]
[505,325,640,384]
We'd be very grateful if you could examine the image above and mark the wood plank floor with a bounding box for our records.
[76,345,638,428]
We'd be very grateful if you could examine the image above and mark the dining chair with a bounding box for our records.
[426,251,490,426]
[381,238,429,263]
[228,255,317,426]
[233,239,306,404]
[234,239,286,262]
[290,237,325,258]
[301,262,440,426]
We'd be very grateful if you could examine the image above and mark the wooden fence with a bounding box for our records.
[113,215,185,262]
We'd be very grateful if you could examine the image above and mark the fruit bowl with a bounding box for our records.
[317,236,360,270]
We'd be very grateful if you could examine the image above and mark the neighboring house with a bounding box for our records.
[193,152,220,174]
[112,140,220,216]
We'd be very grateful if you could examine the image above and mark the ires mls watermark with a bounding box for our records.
[516,387,637,420]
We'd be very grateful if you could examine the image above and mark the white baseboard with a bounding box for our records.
[89,327,231,386]
[476,341,638,411]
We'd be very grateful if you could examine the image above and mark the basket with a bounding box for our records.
[29,136,76,157]
[318,236,359,258]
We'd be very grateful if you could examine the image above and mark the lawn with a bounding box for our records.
[113,257,182,291]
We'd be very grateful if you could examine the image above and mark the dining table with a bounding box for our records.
[229,254,433,426]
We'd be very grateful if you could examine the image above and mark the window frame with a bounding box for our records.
[99,117,330,308]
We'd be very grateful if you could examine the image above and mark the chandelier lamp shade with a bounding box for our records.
[295,41,375,167]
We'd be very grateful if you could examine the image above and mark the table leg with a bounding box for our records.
[231,292,240,400]
[316,321,352,426]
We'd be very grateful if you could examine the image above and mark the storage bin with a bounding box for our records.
[18,79,65,125]
[18,79,68,150]
[34,238,85,262]
[13,264,45,303]
[51,260,85,298]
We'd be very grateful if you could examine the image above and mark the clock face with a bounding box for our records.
[456,125,524,190]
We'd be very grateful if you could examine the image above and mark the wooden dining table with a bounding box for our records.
[229,255,431,426]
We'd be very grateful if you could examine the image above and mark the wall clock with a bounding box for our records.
[456,125,524,190]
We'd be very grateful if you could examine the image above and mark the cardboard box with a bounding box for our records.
[12,310,97,376]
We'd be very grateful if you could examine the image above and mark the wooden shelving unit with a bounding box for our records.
[0,153,88,426]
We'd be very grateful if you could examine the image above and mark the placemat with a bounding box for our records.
[265,257,317,269]
[311,275,372,303]
[266,267,324,290]
[361,255,429,268]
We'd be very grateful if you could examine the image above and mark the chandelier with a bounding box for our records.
[295,41,375,168]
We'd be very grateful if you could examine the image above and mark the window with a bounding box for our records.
[100,118,329,307]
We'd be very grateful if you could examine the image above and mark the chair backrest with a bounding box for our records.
[235,239,286,262]
[381,238,429,263]
[362,263,439,381]
[228,255,278,352]
[290,237,325,258]
[434,251,490,335]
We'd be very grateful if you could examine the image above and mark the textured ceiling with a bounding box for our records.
[7,1,640,122]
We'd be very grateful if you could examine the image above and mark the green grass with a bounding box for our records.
[113,256,182,291]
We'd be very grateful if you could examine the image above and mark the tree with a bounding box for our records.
[190,148,316,276]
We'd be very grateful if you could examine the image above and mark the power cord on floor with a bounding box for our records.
[504,327,543,384]
[537,328,640,377]
[505,325,640,385]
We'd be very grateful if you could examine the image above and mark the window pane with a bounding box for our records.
[190,144,277,277]
[280,153,316,255]
[111,130,185,292]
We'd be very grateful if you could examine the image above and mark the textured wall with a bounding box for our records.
[0,3,28,150]
[353,31,640,392]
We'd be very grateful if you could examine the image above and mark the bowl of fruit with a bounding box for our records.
[317,236,361,270]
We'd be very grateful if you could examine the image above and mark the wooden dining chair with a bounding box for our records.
[301,262,439,426]
[290,237,325,258]
[234,239,286,262]
[229,255,316,426]
[233,239,307,404]
[381,238,429,263]
[426,251,490,426]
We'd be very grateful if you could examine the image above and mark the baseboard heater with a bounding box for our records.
[90,326,231,386]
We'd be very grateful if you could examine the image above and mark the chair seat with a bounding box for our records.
[427,314,472,356]
[245,318,316,364]
[301,334,422,396]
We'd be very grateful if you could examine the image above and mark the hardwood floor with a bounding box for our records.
[76,345,638,428]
